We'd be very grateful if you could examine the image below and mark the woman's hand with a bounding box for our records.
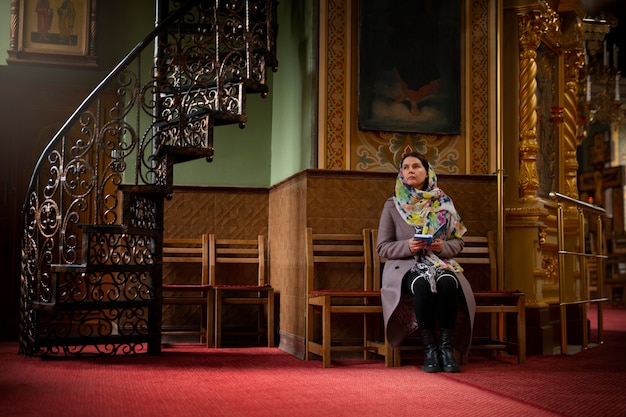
[408,238,443,253]
[409,238,428,253]
[429,238,443,252]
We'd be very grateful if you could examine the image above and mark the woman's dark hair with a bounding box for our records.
[400,152,430,190]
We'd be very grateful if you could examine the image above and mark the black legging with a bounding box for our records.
[402,269,458,330]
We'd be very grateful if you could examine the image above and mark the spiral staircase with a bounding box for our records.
[19,0,278,356]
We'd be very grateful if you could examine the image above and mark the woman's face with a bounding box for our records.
[401,156,427,190]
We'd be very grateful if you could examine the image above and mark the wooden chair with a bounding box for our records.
[162,234,214,347]
[460,232,526,365]
[305,228,393,368]
[211,235,274,347]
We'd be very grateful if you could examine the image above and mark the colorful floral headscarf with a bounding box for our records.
[393,163,466,274]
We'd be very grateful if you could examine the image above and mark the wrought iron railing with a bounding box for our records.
[20,0,278,356]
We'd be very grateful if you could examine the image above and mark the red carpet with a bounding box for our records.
[441,305,626,417]
[1,307,624,417]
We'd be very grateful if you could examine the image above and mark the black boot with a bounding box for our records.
[439,328,460,373]
[420,329,442,373]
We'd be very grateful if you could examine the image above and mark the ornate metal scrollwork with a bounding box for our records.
[20,0,278,356]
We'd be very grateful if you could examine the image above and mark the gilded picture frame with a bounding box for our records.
[358,0,461,134]
[7,0,98,68]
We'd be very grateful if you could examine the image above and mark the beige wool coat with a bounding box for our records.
[376,197,476,354]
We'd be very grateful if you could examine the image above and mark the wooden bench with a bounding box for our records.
[373,230,526,366]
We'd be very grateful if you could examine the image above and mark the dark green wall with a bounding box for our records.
[0,0,305,188]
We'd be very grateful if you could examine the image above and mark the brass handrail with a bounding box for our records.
[549,191,607,215]
[549,192,609,354]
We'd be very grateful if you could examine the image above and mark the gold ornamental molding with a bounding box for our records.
[469,0,490,174]
[517,6,561,202]
[504,205,550,225]
[319,0,350,169]
[539,2,561,48]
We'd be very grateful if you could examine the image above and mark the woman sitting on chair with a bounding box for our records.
[376,152,475,373]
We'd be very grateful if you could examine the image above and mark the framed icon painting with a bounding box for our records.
[358,0,461,134]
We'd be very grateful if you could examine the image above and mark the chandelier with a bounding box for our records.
[579,16,625,130]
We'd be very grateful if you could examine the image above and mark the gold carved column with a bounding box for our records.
[503,1,587,354]
[517,10,543,203]
[503,1,585,306]
[562,28,585,199]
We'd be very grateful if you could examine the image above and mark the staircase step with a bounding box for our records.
[34,334,151,348]
[157,96,246,126]
[238,77,270,95]
[159,145,215,165]
[171,77,268,97]
[36,264,155,311]
[80,223,160,237]
[50,263,155,274]
[157,78,268,127]
[155,109,215,164]
[118,184,168,196]
[35,299,156,310]
[70,224,159,274]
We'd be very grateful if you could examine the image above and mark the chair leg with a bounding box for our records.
[384,338,396,367]
[322,298,331,368]
[267,290,275,347]
[206,290,214,348]
[306,303,314,361]
[377,317,396,367]
[215,290,222,348]
[257,302,263,345]
[517,296,526,364]
[394,347,402,367]
[363,314,370,361]
[200,303,206,345]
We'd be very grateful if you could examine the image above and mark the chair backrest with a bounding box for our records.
[305,228,373,293]
[455,231,497,290]
[162,234,210,285]
[209,235,266,286]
